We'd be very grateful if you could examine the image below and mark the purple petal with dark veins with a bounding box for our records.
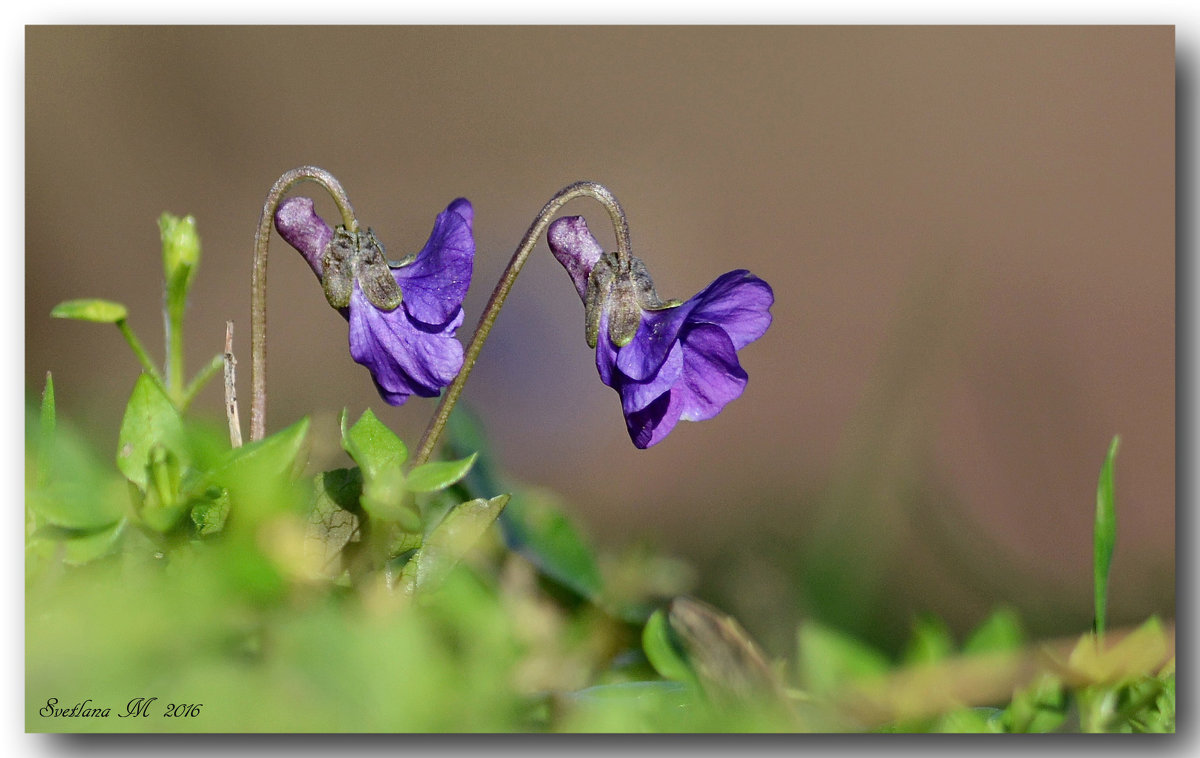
[687,270,775,350]
[673,324,748,422]
[346,283,464,405]
[393,198,474,327]
[274,196,333,278]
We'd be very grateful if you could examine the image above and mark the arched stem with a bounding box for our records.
[250,166,358,442]
[410,181,630,468]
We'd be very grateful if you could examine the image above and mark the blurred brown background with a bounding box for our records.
[25,26,1174,654]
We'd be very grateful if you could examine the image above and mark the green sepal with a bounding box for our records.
[50,298,129,323]
[138,444,188,532]
[406,452,478,494]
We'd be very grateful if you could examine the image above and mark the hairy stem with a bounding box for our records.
[250,166,358,441]
[410,181,630,468]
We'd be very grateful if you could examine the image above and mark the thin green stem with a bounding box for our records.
[166,304,186,403]
[251,166,359,442]
[116,319,166,386]
[410,181,630,469]
[180,353,225,411]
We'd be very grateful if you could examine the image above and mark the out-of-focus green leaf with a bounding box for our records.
[642,608,696,686]
[902,614,954,664]
[501,489,604,601]
[401,494,509,595]
[30,519,129,565]
[37,372,54,486]
[1094,435,1120,636]
[797,621,890,696]
[203,417,311,527]
[963,607,1023,655]
[116,373,186,490]
[50,298,129,323]
[27,417,127,531]
[406,453,477,494]
[1002,673,1067,733]
[443,409,604,601]
[341,408,407,476]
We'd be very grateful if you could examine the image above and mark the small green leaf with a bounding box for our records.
[116,373,186,490]
[50,298,129,323]
[642,609,696,685]
[203,417,311,526]
[1094,435,1120,636]
[902,614,954,664]
[796,621,890,696]
[406,452,478,494]
[402,494,509,594]
[963,607,1023,655]
[306,469,363,568]
[190,488,231,536]
[341,408,408,476]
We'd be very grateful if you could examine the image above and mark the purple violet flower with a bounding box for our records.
[274,196,474,405]
[548,215,774,448]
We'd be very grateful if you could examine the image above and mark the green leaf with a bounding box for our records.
[60,519,128,565]
[307,469,363,568]
[27,410,126,531]
[341,408,407,476]
[642,608,696,685]
[402,494,509,594]
[203,417,311,526]
[1094,435,1120,636]
[963,607,1023,655]
[36,372,55,488]
[796,621,890,696]
[50,298,129,323]
[443,407,603,601]
[902,614,954,664]
[406,453,478,494]
[500,489,604,601]
[190,488,231,537]
[116,373,186,490]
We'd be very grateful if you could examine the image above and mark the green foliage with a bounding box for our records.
[445,408,604,603]
[796,622,890,696]
[27,208,1173,734]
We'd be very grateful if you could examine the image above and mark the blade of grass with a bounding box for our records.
[1094,435,1120,638]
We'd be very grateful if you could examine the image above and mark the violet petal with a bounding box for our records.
[393,198,474,327]
[673,324,749,422]
[346,283,464,405]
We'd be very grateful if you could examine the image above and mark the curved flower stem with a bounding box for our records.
[250,166,359,442]
[410,181,631,468]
